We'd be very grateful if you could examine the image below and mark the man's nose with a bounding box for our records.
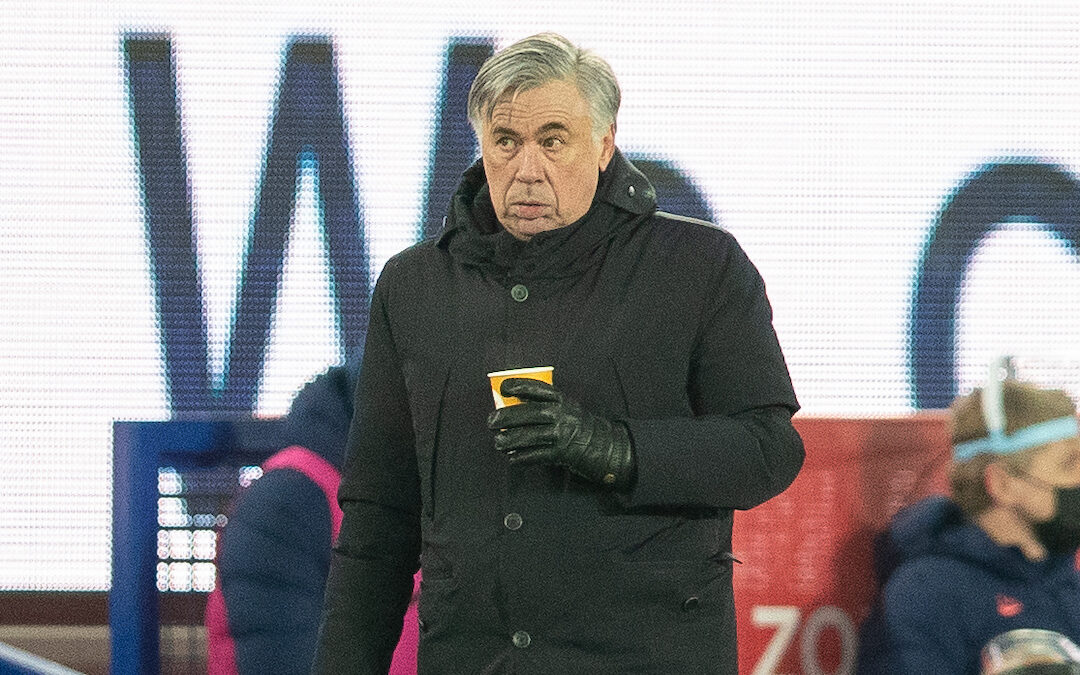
[514,144,544,183]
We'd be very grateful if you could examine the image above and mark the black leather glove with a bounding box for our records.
[487,378,636,491]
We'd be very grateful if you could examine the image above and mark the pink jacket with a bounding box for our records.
[206,446,420,674]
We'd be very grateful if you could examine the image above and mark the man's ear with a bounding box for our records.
[985,461,1018,506]
[597,124,616,171]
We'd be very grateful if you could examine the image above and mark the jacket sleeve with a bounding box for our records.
[218,471,332,675]
[313,268,422,674]
[623,238,804,510]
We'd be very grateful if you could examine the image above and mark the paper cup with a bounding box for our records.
[487,366,554,408]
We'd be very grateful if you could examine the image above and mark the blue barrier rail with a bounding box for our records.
[0,641,83,675]
[110,419,286,675]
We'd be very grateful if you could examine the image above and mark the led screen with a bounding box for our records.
[3,0,1080,590]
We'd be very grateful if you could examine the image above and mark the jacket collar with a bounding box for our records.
[889,496,1079,582]
[438,148,656,280]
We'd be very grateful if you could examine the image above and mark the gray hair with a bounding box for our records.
[467,33,621,143]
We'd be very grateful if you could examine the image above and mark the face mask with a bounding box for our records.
[1032,484,1080,556]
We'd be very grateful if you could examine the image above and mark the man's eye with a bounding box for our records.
[496,137,517,149]
[542,137,564,149]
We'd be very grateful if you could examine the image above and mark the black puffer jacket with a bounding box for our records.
[316,150,803,674]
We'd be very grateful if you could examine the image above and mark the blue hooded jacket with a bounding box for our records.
[857,495,1080,674]
[215,363,358,675]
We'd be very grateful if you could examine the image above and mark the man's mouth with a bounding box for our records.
[510,202,549,220]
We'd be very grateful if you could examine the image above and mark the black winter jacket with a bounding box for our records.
[315,150,804,674]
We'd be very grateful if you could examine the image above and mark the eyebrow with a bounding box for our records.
[489,126,521,140]
[535,122,570,136]
[489,122,571,140]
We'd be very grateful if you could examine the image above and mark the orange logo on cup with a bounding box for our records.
[487,366,554,408]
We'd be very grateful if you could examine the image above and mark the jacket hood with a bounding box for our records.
[280,359,360,471]
[884,495,1077,583]
[437,148,657,280]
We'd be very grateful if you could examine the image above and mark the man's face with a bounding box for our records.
[1008,437,1080,521]
[480,79,615,241]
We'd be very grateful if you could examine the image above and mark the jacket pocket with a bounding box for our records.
[598,509,728,563]
[416,574,458,644]
[402,360,450,519]
[613,556,733,621]
[560,555,735,661]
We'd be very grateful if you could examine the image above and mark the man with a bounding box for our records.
[314,32,803,674]
[857,372,1080,674]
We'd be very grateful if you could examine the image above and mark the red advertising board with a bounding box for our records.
[733,413,953,674]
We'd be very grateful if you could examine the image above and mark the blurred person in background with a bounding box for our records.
[205,361,419,675]
[858,366,1080,674]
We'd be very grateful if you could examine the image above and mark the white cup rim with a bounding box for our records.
[487,366,554,378]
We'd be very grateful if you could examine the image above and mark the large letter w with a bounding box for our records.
[124,36,368,414]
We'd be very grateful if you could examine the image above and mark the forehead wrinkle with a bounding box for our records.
[490,102,575,127]
[489,87,586,132]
